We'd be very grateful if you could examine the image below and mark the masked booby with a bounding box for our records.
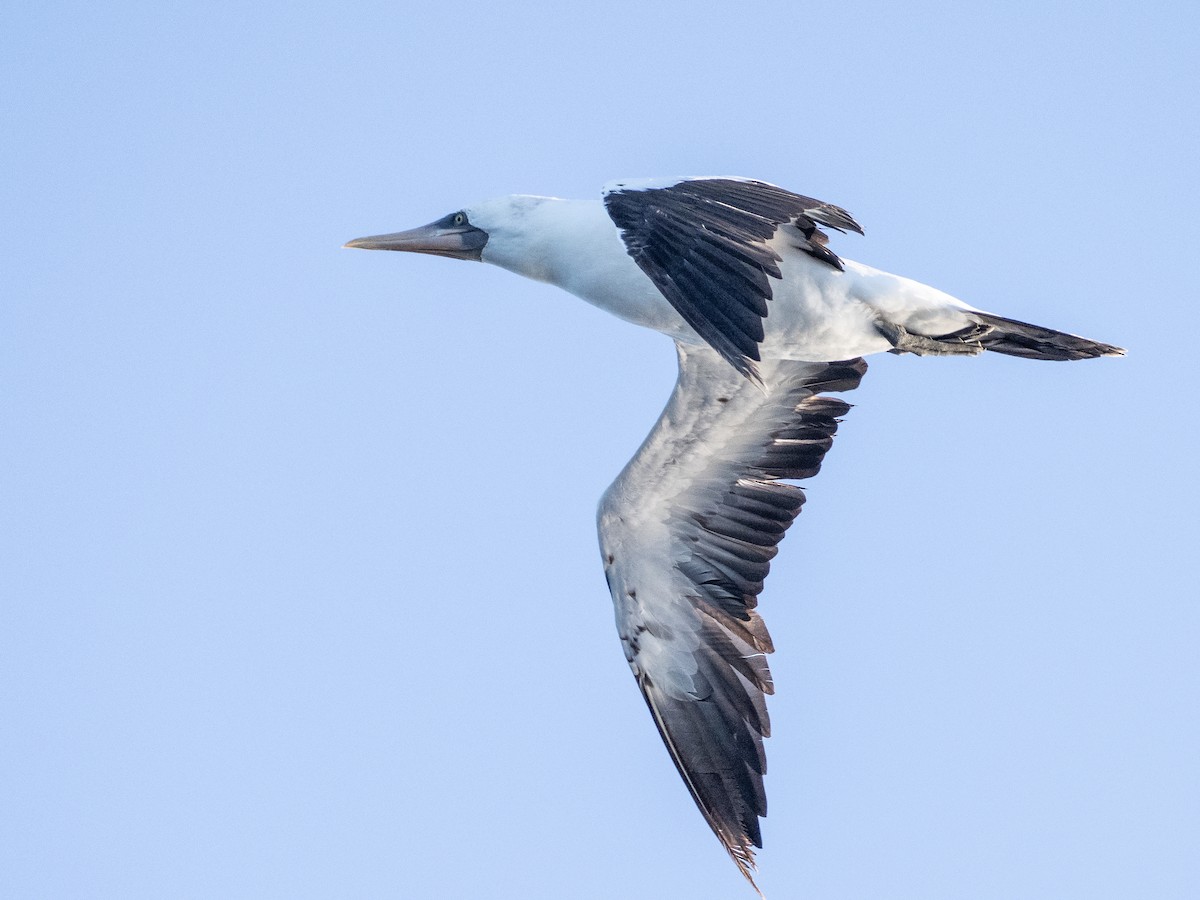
[345,176,1122,895]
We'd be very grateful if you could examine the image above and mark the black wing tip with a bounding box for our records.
[724,839,766,897]
[638,673,770,894]
[804,202,865,236]
[699,791,769,897]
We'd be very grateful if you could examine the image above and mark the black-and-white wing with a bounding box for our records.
[603,177,863,382]
[597,344,867,892]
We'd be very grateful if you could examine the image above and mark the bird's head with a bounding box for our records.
[344,195,567,280]
[343,207,489,261]
[345,196,592,289]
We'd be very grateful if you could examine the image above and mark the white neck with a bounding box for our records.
[470,194,687,336]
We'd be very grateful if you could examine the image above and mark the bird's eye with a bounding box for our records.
[453,212,466,226]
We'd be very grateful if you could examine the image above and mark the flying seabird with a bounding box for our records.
[345,177,1122,895]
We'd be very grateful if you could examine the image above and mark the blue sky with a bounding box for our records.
[3,3,1197,898]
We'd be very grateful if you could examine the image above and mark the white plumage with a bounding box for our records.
[346,177,1121,895]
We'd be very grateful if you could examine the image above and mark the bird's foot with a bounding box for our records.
[876,320,986,357]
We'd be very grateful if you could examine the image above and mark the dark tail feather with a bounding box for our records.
[968,311,1125,361]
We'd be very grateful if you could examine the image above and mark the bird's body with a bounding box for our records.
[467,191,973,362]
[345,177,1122,895]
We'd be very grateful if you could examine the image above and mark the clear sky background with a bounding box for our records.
[3,3,1197,898]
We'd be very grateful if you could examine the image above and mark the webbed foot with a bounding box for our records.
[875,319,988,357]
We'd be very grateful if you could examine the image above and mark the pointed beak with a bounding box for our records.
[343,219,487,261]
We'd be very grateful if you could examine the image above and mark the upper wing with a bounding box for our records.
[603,177,863,383]
[597,344,867,893]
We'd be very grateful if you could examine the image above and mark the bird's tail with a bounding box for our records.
[967,311,1125,360]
